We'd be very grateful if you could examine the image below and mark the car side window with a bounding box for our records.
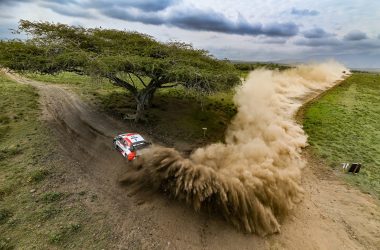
[117,137,125,146]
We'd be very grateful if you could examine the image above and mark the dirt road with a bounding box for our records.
[5,71,380,249]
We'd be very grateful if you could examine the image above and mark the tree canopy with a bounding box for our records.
[0,20,240,121]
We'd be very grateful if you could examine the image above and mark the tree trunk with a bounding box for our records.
[145,88,157,108]
[135,83,157,122]
[106,75,160,122]
[134,87,156,122]
[135,98,145,122]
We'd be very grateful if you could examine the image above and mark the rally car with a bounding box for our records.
[113,133,151,160]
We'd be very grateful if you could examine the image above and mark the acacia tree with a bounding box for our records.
[0,20,240,121]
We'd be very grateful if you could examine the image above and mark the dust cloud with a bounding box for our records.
[120,61,349,235]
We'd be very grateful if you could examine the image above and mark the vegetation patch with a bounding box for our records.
[27,168,49,183]
[38,205,61,221]
[233,62,291,79]
[0,237,14,250]
[0,209,13,224]
[40,191,64,203]
[304,73,380,197]
[49,223,81,244]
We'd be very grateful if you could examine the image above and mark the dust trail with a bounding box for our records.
[121,61,349,235]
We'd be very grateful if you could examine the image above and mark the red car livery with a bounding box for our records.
[113,133,151,160]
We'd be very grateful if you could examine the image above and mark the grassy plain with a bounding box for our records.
[303,73,380,197]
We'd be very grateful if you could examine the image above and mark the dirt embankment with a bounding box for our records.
[4,67,380,249]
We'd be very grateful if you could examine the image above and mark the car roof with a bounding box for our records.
[119,133,145,144]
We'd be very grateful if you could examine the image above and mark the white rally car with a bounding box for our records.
[113,133,151,160]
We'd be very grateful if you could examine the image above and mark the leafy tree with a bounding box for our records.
[0,20,240,121]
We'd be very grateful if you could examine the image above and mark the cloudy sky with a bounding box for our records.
[0,0,379,68]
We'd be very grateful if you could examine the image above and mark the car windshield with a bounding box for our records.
[132,141,151,150]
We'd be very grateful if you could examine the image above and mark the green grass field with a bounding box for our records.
[0,72,113,249]
[304,73,380,198]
